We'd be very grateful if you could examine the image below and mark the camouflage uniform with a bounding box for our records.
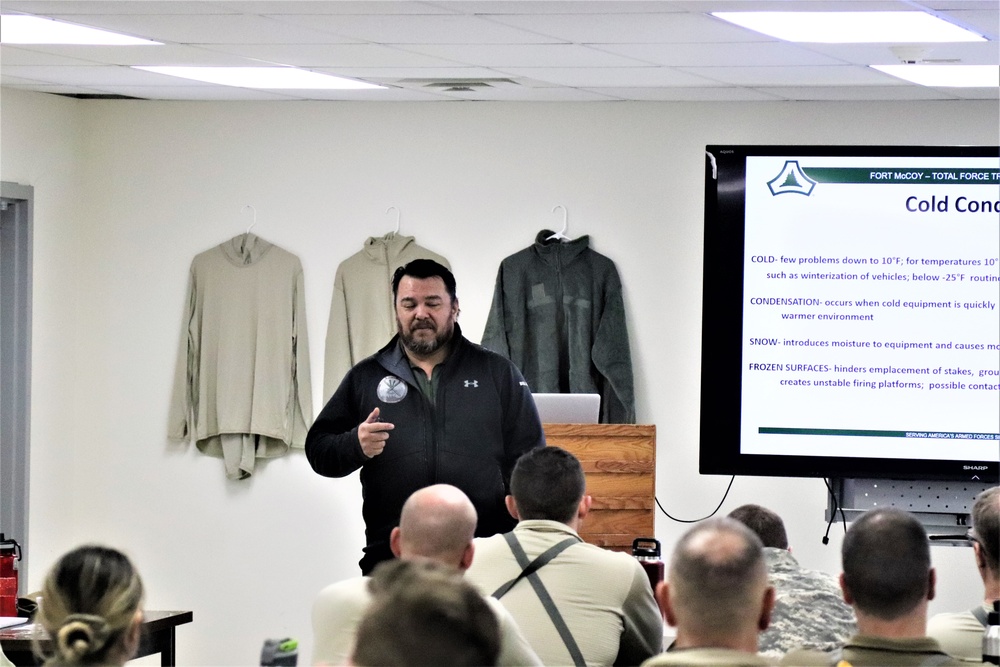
[758,547,856,659]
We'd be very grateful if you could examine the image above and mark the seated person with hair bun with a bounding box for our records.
[33,545,144,667]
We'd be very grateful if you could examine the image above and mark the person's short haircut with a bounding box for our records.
[842,508,930,620]
[972,486,1000,574]
[392,259,457,303]
[510,446,585,523]
[398,484,477,562]
[728,504,789,550]
[35,545,144,666]
[668,518,768,638]
[352,560,500,667]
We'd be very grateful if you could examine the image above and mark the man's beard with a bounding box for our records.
[398,318,453,356]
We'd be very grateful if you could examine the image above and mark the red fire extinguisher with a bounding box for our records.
[0,534,21,617]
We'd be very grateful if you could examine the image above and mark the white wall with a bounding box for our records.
[2,88,996,665]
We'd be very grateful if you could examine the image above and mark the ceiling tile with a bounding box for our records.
[416,85,615,101]
[220,2,452,15]
[323,66,517,82]
[677,64,898,86]
[267,13,561,44]
[593,41,846,67]
[485,11,774,44]
[83,84,297,100]
[668,1,905,10]
[397,44,652,68]
[945,9,999,38]
[495,65,723,87]
[799,42,998,66]
[763,85,956,100]
[282,86,449,100]
[1,64,214,86]
[583,86,782,101]
[36,12,355,45]
[0,2,235,15]
[427,2,690,14]
[3,44,266,67]
[0,45,103,66]
[198,43,468,68]
[1,81,118,96]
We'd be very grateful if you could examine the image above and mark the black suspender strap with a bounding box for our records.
[972,605,989,628]
[491,532,586,667]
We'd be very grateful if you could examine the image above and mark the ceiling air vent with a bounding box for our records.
[395,78,521,93]
[52,93,146,100]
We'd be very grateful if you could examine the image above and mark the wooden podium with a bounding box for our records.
[542,424,656,552]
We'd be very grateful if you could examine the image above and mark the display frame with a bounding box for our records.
[700,144,999,482]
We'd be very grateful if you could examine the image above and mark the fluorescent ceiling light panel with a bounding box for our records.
[1,15,161,45]
[134,66,384,90]
[712,12,986,43]
[871,65,999,88]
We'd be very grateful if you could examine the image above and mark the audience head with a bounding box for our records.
[841,508,933,620]
[390,484,477,569]
[971,486,1000,579]
[352,559,501,667]
[660,517,774,650]
[509,446,588,525]
[35,545,144,667]
[727,504,789,550]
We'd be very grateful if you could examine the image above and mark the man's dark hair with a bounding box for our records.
[842,508,930,620]
[392,259,457,303]
[972,486,999,574]
[728,504,789,549]
[353,560,500,667]
[510,446,585,524]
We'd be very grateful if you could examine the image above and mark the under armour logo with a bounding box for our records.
[464,380,479,388]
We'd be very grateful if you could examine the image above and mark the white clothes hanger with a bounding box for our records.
[241,204,257,235]
[386,206,401,235]
[547,205,569,241]
[240,204,257,252]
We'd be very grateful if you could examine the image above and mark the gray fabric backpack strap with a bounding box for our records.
[493,532,586,667]
[491,534,580,600]
[972,605,989,628]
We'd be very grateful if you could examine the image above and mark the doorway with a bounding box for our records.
[1,180,33,592]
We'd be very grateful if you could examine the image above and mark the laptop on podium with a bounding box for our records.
[531,393,600,424]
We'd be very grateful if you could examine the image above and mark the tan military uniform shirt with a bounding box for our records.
[310,575,541,666]
[642,647,774,666]
[465,520,664,667]
[929,605,990,662]
[781,634,968,666]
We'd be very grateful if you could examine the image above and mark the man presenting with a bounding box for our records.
[306,259,545,574]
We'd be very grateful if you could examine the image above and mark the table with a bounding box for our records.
[0,610,192,666]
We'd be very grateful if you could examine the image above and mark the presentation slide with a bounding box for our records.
[741,154,1000,462]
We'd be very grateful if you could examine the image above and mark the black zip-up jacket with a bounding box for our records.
[306,324,545,574]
